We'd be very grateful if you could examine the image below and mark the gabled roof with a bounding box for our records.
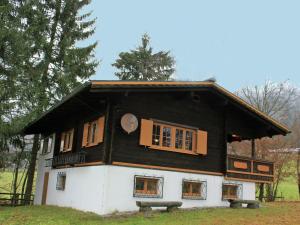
[23,80,290,135]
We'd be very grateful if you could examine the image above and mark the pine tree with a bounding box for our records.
[112,34,175,81]
[0,0,26,170]
[1,0,99,203]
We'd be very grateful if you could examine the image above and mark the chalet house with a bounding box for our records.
[23,81,289,215]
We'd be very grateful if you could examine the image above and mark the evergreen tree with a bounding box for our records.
[1,0,98,203]
[0,0,26,170]
[112,34,175,81]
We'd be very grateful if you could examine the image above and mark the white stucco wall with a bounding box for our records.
[102,165,255,214]
[35,164,255,215]
[46,166,107,214]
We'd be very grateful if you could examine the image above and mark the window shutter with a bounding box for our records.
[95,116,105,144]
[196,130,207,155]
[82,123,89,147]
[60,132,65,152]
[139,119,153,146]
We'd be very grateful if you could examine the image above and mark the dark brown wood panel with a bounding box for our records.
[52,98,107,165]
[110,92,227,173]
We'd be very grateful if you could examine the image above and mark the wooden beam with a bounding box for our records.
[112,161,224,176]
[251,139,255,158]
[224,176,273,184]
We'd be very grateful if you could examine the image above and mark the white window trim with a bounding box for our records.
[56,172,66,191]
[182,179,207,200]
[133,175,164,198]
[222,181,243,201]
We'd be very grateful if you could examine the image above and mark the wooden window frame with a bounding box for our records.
[86,120,98,147]
[133,176,163,198]
[182,180,206,200]
[140,119,207,156]
[222,183,240,200]
[150,122,197,155]
[82,116,105,148]
[41,134,55,155]
[60,129,74,152]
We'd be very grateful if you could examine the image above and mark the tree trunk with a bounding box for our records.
[266,183,273,201]
[24,134,39,205]
[273,182,279,201]
[11,155,20,206]
[297,151,300,198]
[21,168,28,205]
[259,183,264,201]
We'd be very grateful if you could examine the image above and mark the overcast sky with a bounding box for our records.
[87,0,300,91]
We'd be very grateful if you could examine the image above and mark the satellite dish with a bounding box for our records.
[121,113,138,134]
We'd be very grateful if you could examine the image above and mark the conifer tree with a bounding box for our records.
[112,34,175,81]
[1,0,99,203]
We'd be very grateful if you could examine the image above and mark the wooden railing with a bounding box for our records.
[0,192,34,206]
[226,155,274,183]
[51,152,86,167]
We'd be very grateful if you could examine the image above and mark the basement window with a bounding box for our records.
[56,172,66,191]
[182,180,207,200]
[133,176,163,198]
[222,183,241,200]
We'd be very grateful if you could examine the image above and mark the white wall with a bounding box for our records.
[46,166,107,215]
[102,165,256,214]
[35,164,255,215]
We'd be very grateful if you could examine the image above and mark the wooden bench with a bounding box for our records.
[230,200,260,209]
[136,201,182,212]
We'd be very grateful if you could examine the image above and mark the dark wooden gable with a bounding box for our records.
[110,91,227,173]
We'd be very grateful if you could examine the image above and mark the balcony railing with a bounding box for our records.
[226,155,274,183]
[50,152,86,167]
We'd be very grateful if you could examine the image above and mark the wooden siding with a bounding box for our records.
[52,101,106,165]
[44,90,275,175]
[226,155,274,182]
[110,92,227,173]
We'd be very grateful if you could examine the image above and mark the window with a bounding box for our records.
[56,172,66,190]
[182,180,207,200]
[152,124,161,145]
[133,176,163,198]
[222,183,241,200]
[152,122,196,152]
[82,116,105,147]
[60,129,74,152]
[140,119,208,155]
[41,134,55,154]
[145,121,197,153]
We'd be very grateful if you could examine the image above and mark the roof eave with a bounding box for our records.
[22,81,91,134]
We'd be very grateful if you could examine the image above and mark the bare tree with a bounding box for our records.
[290,112,300,198]
[296,119,300,198]
[236,80,299,201]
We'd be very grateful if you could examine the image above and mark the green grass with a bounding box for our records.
[0,171,36,193]
[275,160,299,201]
[277,176,299,200]
[0,202,299,225]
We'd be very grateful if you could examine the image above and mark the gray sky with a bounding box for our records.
[87,0,300,91]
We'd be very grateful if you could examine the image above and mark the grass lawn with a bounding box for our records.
[0,171,36,193]
[277,176,299,200]
[0,202,299,225]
